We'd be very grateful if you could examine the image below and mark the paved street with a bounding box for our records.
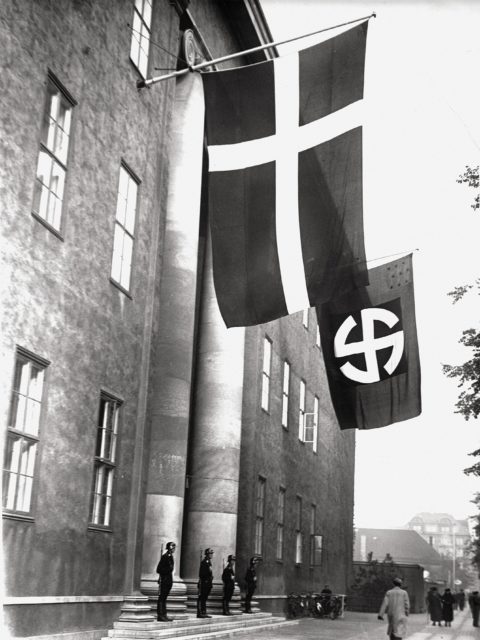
[250,609,478,640]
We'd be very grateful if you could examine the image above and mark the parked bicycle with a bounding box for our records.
[286,592,345,619]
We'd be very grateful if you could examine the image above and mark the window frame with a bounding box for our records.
[3,347,50,519]
[32,71,76,237]
[298,379,306,441]
[276,486,285,561]
[261,336,272,413]
[254,476,266,556]
[309,504,316,567]
[88,392,122,531]
[110,162,140,296]
[295,495,303,564]
[129,0,153,79]
[312,395,319,454]
[281,360,290,428]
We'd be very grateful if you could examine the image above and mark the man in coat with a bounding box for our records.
[426,586,443,626]
[197,548,214,618]
[378,577,410,640]
[244,556,260,614]
[222,554,236,615]
[469,590,480,627]
[156,541,175,622]
[442,588,455,627]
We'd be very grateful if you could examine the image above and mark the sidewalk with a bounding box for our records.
[246,609,478,640]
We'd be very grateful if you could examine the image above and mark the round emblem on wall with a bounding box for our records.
[182,29,198,66]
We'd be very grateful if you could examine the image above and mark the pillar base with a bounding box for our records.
[184,579,245,615]
[140,577,188,615]
[118,594,155,622]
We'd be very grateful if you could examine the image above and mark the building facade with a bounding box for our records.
[1,1,355,638]
[407,513,471,561]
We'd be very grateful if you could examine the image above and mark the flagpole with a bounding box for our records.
[137,12,376,89]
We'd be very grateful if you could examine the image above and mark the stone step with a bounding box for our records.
[102,615,296,640]
[112,612,272,631]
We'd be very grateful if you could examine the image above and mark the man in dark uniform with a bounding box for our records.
[222,554,236,615]
[244,556,260,613]
[156,541,176,622]
[197,548,214,618]
[469,591,480,627]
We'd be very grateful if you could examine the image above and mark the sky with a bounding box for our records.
[262,0,480,528]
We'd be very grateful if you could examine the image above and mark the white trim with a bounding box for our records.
[4,595,124,605]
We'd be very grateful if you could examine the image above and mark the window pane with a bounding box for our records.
[111,224,124,283]
[130,12,141,69]
[263,338,271,373]
[9,393,26,432]
[143,0,152,27]
[125,180,137,234]
[120,233,133,290]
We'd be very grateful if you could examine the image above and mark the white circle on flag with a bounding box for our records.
[334,307,405,384]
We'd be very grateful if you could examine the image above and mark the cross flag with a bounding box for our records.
[317,254,422,430]
[202,23,369,328]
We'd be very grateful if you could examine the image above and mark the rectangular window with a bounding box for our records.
[295,495,303,564]
[111,164,138,293]
[32,74,75,232]
[316,324,321,347]
[130,0,153,78]
[298,379,306,440]
[3,349,48,515]
[276,487,285,560]
[89,394,121,528]
[254,476,266,555]
[261,337,272,412]
[312,396,319,453]
[281,361,290,428]
[309,504,316,567]
[302,308,309,328]
[312,534,323,566]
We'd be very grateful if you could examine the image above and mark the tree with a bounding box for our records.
[456,164,479,211]
[443,165,480,573]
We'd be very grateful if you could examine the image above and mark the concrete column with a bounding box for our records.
[181,235,245,612]
[139,71,205,615]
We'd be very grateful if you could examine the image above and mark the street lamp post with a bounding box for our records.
[452,526,457,590]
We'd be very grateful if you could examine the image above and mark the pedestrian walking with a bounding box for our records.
[469,590,480,627]
[244,556,260,614]
[441,588,455,627]
[156,541,175,622]
[222,554,236,616]
[457,589,466,611]
[377,577,410,640]
[426,586,443,626]
[197,548,214,619]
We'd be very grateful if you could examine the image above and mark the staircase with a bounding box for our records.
[102,612,298,640]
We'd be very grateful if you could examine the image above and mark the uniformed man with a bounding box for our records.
[244,556,260,613]
[197,548,214,618]
[222,555,236,615]
[156,541,176,622]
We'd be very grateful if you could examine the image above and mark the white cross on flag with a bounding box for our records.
[202,23,369,328]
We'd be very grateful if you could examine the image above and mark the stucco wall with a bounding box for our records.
[237,309,355,604]
[1,0,179,633]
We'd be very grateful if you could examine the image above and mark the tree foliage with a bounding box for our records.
[456,164,479,211]
[468,493,480,575]
[443,166,480,574]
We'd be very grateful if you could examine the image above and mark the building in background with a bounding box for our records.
[1,1,355,638]
[407,513,471,560]
[354,527,445,584]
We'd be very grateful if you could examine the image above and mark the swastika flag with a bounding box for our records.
[317,254,421,430]
[202,23,369,328]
